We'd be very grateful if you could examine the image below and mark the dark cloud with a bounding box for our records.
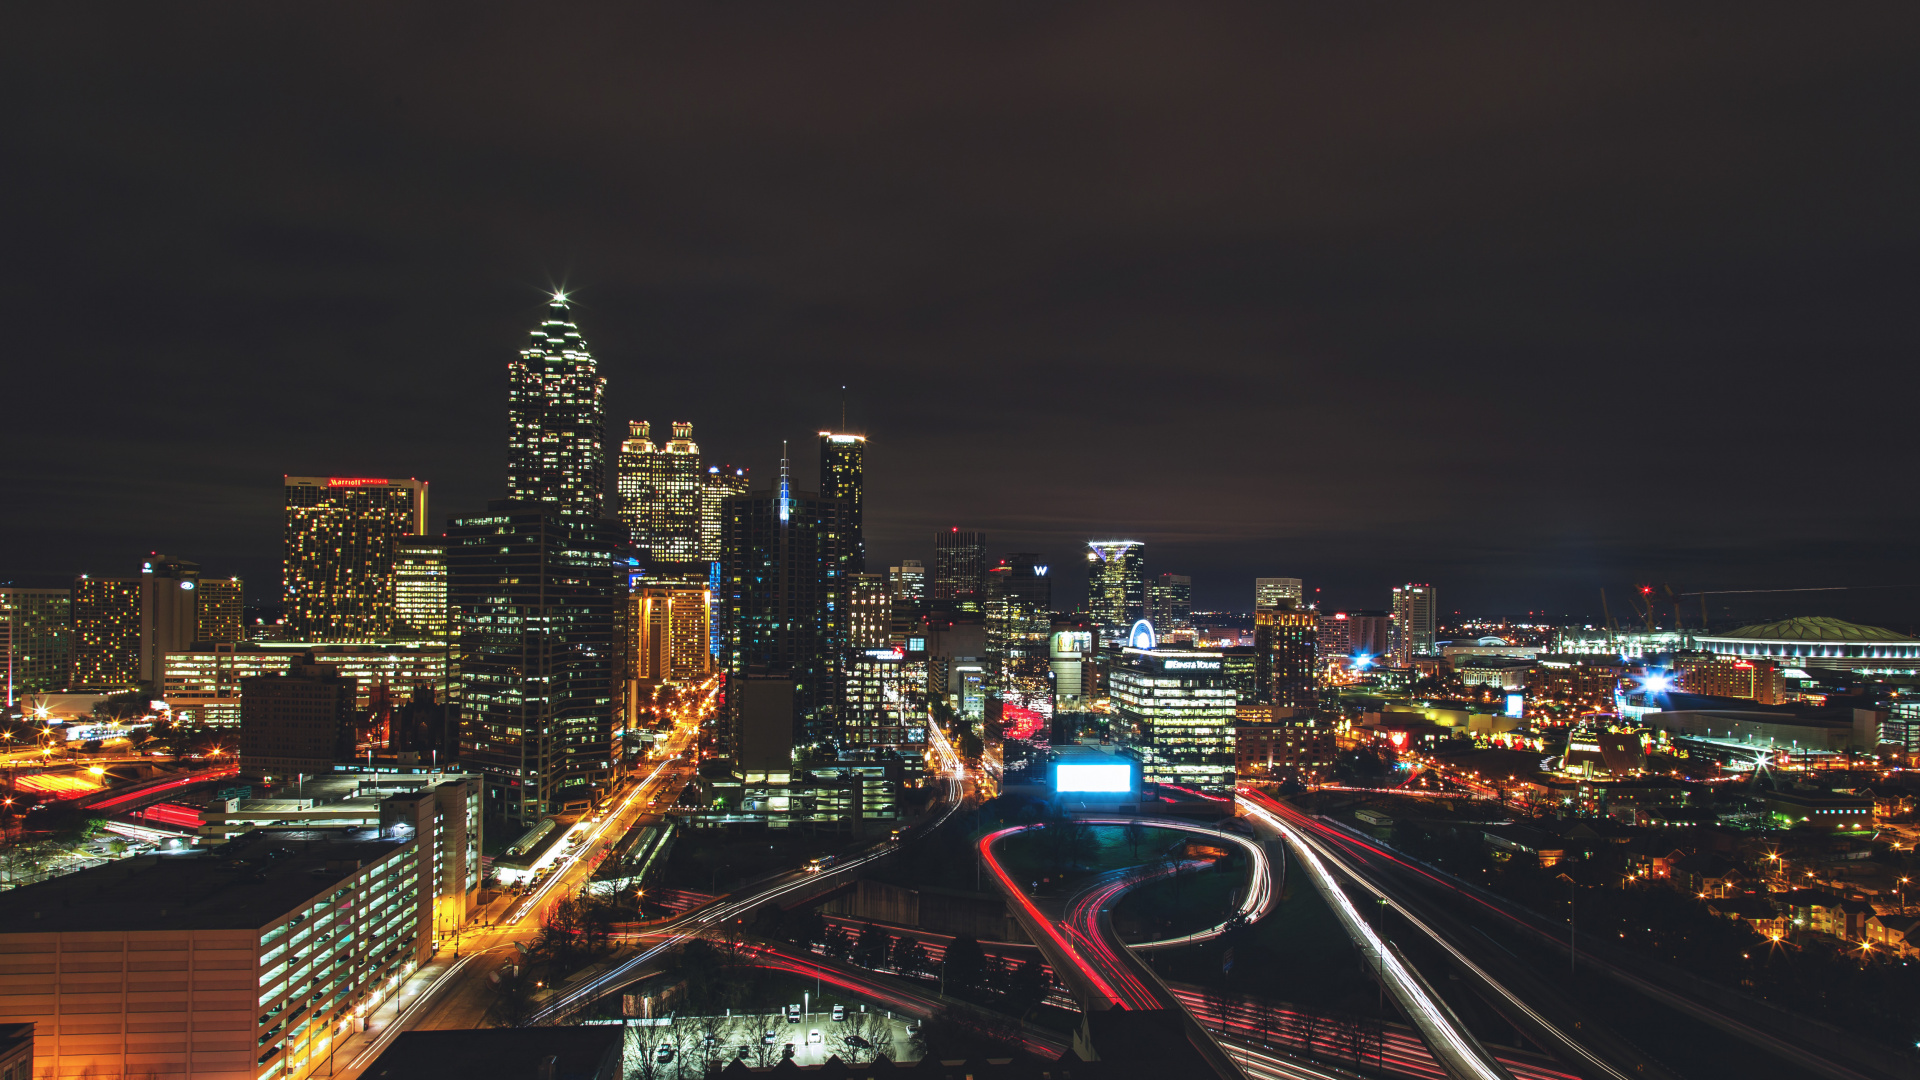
[4,3,1917,621]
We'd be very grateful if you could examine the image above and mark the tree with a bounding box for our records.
[1295,1005,1326,1059]
[1005,957,1052,1015]
[831,1010,882,1064]
[853,923,889,969]
[1124,819,1146,861]
[941,935,986,997]
[693,1012,733,1077]
[890,936,930,979]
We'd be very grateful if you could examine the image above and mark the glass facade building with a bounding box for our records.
[1110,646,1238,797]
[932,530,987,612]
[506,295,607,518]
[1085,540,1146,640]
[818,432,866,572]
[393,536,449,643]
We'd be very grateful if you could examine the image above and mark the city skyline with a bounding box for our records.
[6,7,1917,622]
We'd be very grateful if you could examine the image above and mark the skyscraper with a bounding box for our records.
[1257,607,1318,709]
[283,476,428,641]
[0,586,70,704]
[618,421,704,562]
[846,573,892,650]
[69,575,140,690]
[1391,583,1437,665]
[719,447,857,751]
[394,536,450,642]
[1146,572,1192,636]
[1254,577,1304,612]
[699,465,751,561]
[932,530,987,613]
[888,561,926,606]
[1085,540,1146,639]
[819,431,866,572]
[507,293,607,517]
[449,501,623,828]
[194,578,244,645]
[139,554,200,684]
[985,554,1054,772]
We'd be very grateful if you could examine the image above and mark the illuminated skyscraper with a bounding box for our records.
[394,536,449,642]
[847,573,892,650]
[1146,573,1192,637]
[449,501,623,828]
[69,575,141,690]
[1257,607,1318,709]
[507,293,607,517]
[625,585,711,686]
[194,578,244,645]
[140,554,200,684]
[1391,583,1437,665]
[719,448,857,750]
[283,476,428,641]
[1254,577,1303,612]
[1085,540,1146,639]
[819,432,866,572]
[932,530,987,613]
[888,561,926,606]
[699,464,750,561]
[0,586,70,704]
[618,421,704,561]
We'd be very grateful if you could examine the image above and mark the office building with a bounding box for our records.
[239,654,357,780]
[819,431,866,572]
[68,575,141,691]
[932,529,987,613]
[847,572,892,650]
[1390,583,1437,665]
[625,584,711,687]
[139,554,201,684]
[164,642,452,730]
[719,451,856,751]
[1319,610,1392,668]
[450,502,623,828]
[1146,573,1192,640]
[195,577,244,645]
[506,293,606,518]
[1049,620,1096,713]
[617,420,704,562]
[1674,652,1792,704]
[0,783,479,1080]
[393,536,449,642]
[1085,540,1146,639]
[284,476,428,641]
[0,587,70,705]
[985,554,1053,759]
[1110,644,1238,797]
[889,560,926,606]
[1254,577,1304,612]
[1236,713,1335,783]
[1257,607,1318,709]
[842,645,923,758]
[699,465,751,561]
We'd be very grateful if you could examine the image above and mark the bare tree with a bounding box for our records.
[748,1016,781,1069]
[1295,1006,1325,1060]
[1340,1013,1367,1070]
[831,1010,880,1064]
[693,1012,733,1077]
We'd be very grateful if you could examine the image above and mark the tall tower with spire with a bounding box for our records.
[507,293,608,517]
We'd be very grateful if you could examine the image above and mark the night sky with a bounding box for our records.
[6,5,1918,623]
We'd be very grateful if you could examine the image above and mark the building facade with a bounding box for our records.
[163,643,451,729]
[238,656,357,780]
[617,421,704,562]
[1146,573,1192,640]
[888,561,926,606]
[0,587,70,705]
[1390,584,1437,665]
[283,477,428,642]
[194,578,244,646]
[1253,577,1303,612]
[1258,607,1318,709]
[69,576,141,691]
[819,432,866,572]
[699,465,751,562]
[449,502,623,828]
[392,536,449,643]
[506,294,607,518]
[1085,540,1146,640]
[1110,645,1238,796]
[139,555,201,685]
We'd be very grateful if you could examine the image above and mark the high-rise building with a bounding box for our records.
[985,554,1053,772]
[393,536,450,642]
[819,432,866,572]
[1086,540,1146,639]
[847,573,892,650]
[449,501,623,828]
[283,476,428,641]
[139,554,200,684]
[617,421,704,562]
[719,449,857,751]
[888,561,926,606]
[507,293,607,517]
[164,642,450,730]
[932,530,987,613]
[1146,572,1192,636]
[69,575,140,690]
[194,577,244,645]
[0,586,70,705]
[1391,583,1438,666]
[1110,644,1238,797]
[699,465,751,561]
[1254,577,1304,612]
[625,585,711,686]
[1048,618,1095,713]
[1319,610,1392,666]
[1257,607,1318,709]
[238,654,357,780]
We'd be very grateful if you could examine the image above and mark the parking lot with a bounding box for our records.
[624,1007,918,1071]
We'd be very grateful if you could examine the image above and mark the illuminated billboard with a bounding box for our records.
[1055,762,1132,793]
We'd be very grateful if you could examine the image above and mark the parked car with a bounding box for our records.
[845,1036,872,1051]
[831,1005,845,1022]
[655,1043,674,1063]
[808,1029,822,1045]
[763,1032,777,1045]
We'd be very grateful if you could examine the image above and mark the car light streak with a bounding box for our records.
[88,765,238,811]
[1074,816,1275,949]
[1236,795,1510,1080]
[978,826,1128,1009]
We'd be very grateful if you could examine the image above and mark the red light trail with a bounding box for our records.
[89,766,237,812]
